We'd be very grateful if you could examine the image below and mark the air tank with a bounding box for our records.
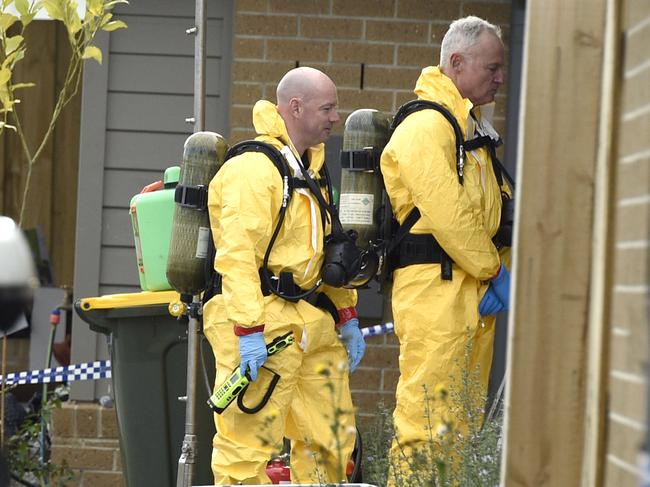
[338,109,392,249]
[166,131,228,295]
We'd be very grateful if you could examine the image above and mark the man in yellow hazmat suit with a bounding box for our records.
[203,67,365,484]
[380,16,512,481]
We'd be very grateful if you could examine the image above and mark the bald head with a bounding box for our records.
[277,67,335,106]
[275,67,340,155]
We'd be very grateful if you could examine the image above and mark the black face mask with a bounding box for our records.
[322,230,379,289]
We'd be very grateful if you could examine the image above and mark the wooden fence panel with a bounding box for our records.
[0,21,81,287]
[501,1,609,485]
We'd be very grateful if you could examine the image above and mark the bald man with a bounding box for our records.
[203,67,363,484]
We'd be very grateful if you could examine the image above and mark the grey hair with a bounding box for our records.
[439,16,502,69]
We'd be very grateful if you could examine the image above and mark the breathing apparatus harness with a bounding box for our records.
[202,140,351,323]
[254,142,378,291]
[381,100,515,281]
[201,141,333,415]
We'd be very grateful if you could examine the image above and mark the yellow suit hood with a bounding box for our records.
[414,66,473,137]
[252,100,326,173]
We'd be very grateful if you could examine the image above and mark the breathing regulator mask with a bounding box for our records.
[322,109,392,289]
[288,150,378,290]
[322,227,379,289]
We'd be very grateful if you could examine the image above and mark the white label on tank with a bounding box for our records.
[339,193,374,225]
[196,227,210,258]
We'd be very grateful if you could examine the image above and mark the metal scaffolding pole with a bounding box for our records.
[176,1,206,486]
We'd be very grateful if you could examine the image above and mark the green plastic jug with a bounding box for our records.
[129,166,180,291]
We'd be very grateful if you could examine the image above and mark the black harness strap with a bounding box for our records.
[388,100,468,280]
[466,111,516,190]
[174,184,209,211]
[395,233,453,278]
[293,178,328,189]
[391,100,465,185]
[462,134,493,152]
[204,140,338,305]
[205,271,339,324]
[203,140,296,304]
[225,141,296,196]
[339,147,382,172]
[460,119,516,249]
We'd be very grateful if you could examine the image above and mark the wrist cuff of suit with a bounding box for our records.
[233,324,265,336]
[336,307,358,329]
[490,263,503,281]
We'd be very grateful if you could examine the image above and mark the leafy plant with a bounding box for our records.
[363,344,504,487]
[361,402,394,485]
[5,388,75,487]
[0,0,128,225]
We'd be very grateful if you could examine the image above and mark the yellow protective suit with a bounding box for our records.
[203,100,357,485]
[380,66,509,481]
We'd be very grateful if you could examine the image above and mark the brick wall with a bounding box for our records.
[230,0,512,142]
[50,402,123,486]
[231,0,513,424]
[605,0,650,485]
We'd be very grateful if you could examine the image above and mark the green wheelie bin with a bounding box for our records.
[75,291,215,487]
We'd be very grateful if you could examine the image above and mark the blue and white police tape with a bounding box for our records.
[360,322,394,338]
[0,326,394,386]
[0,360,111,386]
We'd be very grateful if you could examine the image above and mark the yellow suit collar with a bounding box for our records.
[252,100,325,172]
[413,66,473,135]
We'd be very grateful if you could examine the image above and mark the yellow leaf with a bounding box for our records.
[0,68,10,85]
[65,10,81,34]
[5,35,23,55]
[99,11,111,26]
[20,12,36,26]
[41,0,64,20]
[2,51,16,68]
[11,82,34,90]
[86,0,103,16]
[13,47,24,62]
[14,0,29,16]
[2,48,23,68]
[0,13,18,31]
[102,19,126,32]
[62,0,82,33]
[0,90,13,111]
[81,45,102,64]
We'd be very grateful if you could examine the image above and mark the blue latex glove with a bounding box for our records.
[339,318,366,373]
[239,332,267,381]
[491,263,511,310]
[479,285,505,316]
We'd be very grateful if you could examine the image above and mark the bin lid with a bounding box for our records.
[77,290,180,311]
